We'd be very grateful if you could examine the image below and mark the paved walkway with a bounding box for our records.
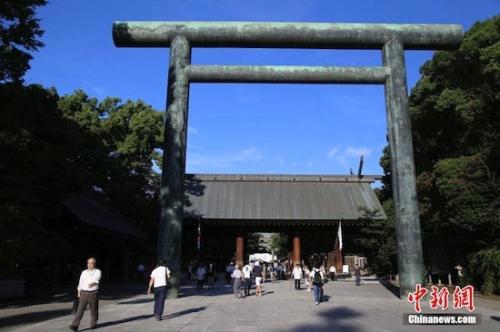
[1,280,499,331]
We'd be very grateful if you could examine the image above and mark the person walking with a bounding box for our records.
[329,265,336,281]
[137,263,145,280]
[253,261,263,296]
[207,262,215,288]
[225,262,234,284]
[69,257,101,331]
[354,264,361,286]
[242,262,253,296]
[292,264,303,290]
[268,264,275,282]
[310,264,325,305]
[276,263,283,280]
[196,263,206,290]
[147,260,171,321]
[231,264,243,298]
[304,265,311,291]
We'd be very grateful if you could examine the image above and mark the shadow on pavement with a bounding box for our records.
[163,306,207,319]
[288,307,363,332]
[0,309,72,328]
[378,278,400,299]
[117,297,153,305]
[80,314,154,331]
[179,281,284,298]
[79,307,208,330]
[0,284,146,309]
[491,316,500,322]
[179,284,233,297]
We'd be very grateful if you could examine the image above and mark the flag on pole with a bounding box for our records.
[337,220,343,251]
[197,220,201,251]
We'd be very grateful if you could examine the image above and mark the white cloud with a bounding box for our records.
[273,155,286,166]
[187,146,264,171]
[81,79,106,97]
[188,126,200,136]
[335,155,348,166]
[327,146,340,159]
[327,146,372,168]
[233,147,263,162]
[345,146,372,157]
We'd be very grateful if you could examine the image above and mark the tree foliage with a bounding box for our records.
[465,247,500,295]
[57,90,164,235]
[270,233,288,259]
[0,84,164,274]
[0,84,73,270]
[354,205,397,276]
[379,17,500,287]
[0,0,47,82]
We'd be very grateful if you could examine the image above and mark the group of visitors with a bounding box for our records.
[194,262,217,290]
[230,261,264,298]
[69,256,363,331]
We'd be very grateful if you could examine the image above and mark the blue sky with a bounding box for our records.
[25,0,498,176]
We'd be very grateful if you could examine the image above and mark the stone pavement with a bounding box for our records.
[1,280,499,332]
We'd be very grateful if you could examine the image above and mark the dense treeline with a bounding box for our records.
[366,16,500,294]
[1,1,165,277]
[0,83,164,275]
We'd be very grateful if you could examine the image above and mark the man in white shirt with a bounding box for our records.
[329,265,337,281]
[292,264,303,290]
[70,257,101,331]
[231,264,243,298]
[148,260,171,321]
[242,263,253,296]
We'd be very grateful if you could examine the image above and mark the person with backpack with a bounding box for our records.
[310,264,325,305]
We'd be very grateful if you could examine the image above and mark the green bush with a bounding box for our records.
[466,247,500,295]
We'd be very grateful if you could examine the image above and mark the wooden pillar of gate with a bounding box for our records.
[235,232,245,267]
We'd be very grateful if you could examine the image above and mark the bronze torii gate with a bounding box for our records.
[112,21,463,299]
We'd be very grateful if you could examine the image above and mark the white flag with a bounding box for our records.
[337,220,343,251]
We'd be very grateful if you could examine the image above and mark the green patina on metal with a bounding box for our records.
[158,35,191,299]
[187,65,389,84]
[382,39,425,297]
[112,20,463,299]
[113,21,463,49]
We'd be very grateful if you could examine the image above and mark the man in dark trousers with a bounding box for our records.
[354,264,361,286]
[69,257,101,331]
[148,260,171,321]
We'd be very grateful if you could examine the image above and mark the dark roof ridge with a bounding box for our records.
[186,173,382,183]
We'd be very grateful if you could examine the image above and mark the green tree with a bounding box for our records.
[270,233,288,259]
[465,247,500,295]
[354,206,397,276]
[379,16,500,285]
[57,91,164,236]
[1,85,165,277]
[0,83,75,273]
[0,0,47,82]
[246,233,267,254]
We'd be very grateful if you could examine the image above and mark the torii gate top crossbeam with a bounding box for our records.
[113,21,463,50]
